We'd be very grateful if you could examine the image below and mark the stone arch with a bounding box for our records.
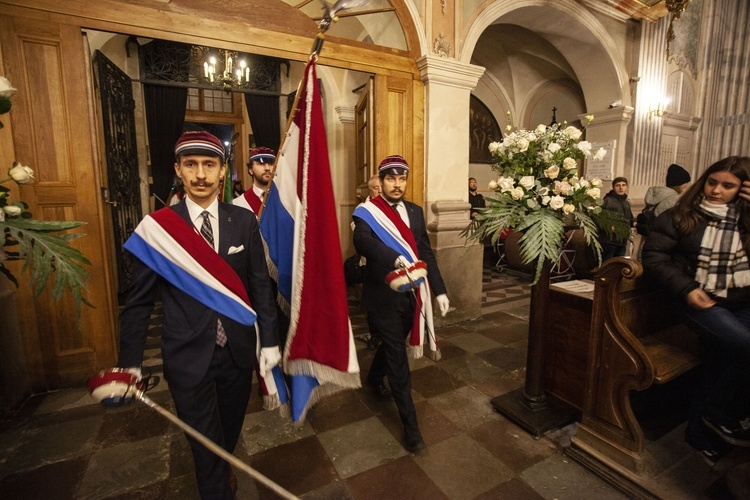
[460,0,629,111]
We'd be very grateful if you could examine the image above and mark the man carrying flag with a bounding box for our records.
[116,131,281,498]
[353,155,451,453]
[260,56,361,424]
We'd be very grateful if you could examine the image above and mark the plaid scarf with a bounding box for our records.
[694,201,750,297]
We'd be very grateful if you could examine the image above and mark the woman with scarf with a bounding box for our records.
[643,156,750,465]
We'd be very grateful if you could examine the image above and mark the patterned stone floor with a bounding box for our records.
[1,262,748,499]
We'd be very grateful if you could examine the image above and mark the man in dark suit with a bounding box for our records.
[118,131,280,499]
[352,155,450,453]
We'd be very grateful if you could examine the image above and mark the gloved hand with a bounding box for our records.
[86,367,143,407]
[436,294,450,317]
[259,346,282,377]
[394,255,410,269]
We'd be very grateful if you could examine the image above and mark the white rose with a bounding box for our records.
[593,148,607,161]
[554,180,572,195]
[488,141,503,155]
[544,165,559,179]
[488,180,498,190]
[564,126,582,140]
[562,157,577,171]
[8,163,35,184]
[547,143,561,154]
[3,205,22,216]
[577,141,592,155]
[538,187,550,196]
[590,177,603,188]
[541,195,551,206]
[510,187,525,200]
[0,76,17,99]
[516,137,529,152]
[519,176,535,190]
[498,176,515,192]
[549,195,565,210]
[586,187,601,199]
[535,124,547,135]
[578,178,590,188]
[562,204,575,215]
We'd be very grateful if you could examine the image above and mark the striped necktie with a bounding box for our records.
[199,211,227,347]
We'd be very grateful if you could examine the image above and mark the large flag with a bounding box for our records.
[261,57,360,424]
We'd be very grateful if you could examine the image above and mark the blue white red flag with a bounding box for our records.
[265,57,360,424]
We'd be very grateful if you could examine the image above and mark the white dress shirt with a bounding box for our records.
[185,195,220,251]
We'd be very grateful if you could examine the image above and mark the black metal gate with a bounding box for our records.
[94,50,142,299]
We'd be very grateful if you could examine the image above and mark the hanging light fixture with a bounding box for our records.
[665,0,691,60]
[201,49,250,93]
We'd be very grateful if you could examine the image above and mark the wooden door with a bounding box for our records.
[0,16,118,389]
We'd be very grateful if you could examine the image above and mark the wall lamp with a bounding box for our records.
[648,99,670,119]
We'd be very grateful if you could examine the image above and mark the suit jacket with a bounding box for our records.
[353,199,447,312]
[118,199,279,388]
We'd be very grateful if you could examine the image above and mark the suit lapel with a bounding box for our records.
[217,202,233,257]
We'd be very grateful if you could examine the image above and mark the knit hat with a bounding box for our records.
[248,147,276,165]
[378,155,409,176]
[666,163,691,187]
[174,131,225,161]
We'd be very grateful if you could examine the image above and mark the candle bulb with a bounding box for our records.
[203,62,208,78]
[245,67,249,82]
[227,56,232,74]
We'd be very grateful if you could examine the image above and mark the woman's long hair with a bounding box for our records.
[671,156,750,248]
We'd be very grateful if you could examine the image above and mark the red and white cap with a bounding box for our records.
[174,131,225,161]
[378,155,409,176]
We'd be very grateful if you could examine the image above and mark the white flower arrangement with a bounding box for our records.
[464,115,630,283]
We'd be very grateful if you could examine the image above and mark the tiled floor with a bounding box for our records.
[1,262,749,499]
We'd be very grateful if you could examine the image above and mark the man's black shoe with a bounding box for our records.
[404,433,426,453]
[366,335,381,350]
[366,378,391,399]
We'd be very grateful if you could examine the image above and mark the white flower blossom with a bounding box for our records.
[538,187,550,196]
[549,195,565,210]
[590,177,603,188]
[578,178,590,188]
[488,141,503,155]
[498,176,514,192]
[541,195,551,206]
[547,143,561,154]
[593,148,607,161]
[8,163,34,184]
[554,180,572,196]
[564,126,582,141]
[516,137,530,152]
[586,187,601,199]
[562,204,575,215]
[510,187,525,200]
[3,205,22,216]
[0,77,17,99]
[535,124,547,135]
[585,114,594,122]
[488,179,498,190]
[519,176,535,190]
[544,165,559,179]
[577,141,592,155]
[562,157,577,171]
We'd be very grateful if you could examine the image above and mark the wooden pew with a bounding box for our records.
[563,258,702,498]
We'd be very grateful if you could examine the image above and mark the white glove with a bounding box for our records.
[259,346,282,377]
[125,366,142,380]
[394,255,410,269]
[436,294,450,317]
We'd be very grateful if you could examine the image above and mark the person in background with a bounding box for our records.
[600,176,634,260]
[644,163,692,218]
[469,177,485,220]
[643,156,750,465]
[234,147,276,214]
[232,179,245,198]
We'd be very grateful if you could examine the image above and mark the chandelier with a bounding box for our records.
[200,48,251,93]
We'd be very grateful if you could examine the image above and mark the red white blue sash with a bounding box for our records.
[123,207,256,326]
[233,189,262,215]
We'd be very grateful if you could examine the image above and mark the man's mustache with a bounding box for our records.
[190,181,214,187]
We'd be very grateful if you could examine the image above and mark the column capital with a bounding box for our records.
[335,105,355,124]
[416,55,485,90]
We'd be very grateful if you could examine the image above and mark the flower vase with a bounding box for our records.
[0,274,31,416]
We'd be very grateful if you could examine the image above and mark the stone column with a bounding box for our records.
[417,55,485,324]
